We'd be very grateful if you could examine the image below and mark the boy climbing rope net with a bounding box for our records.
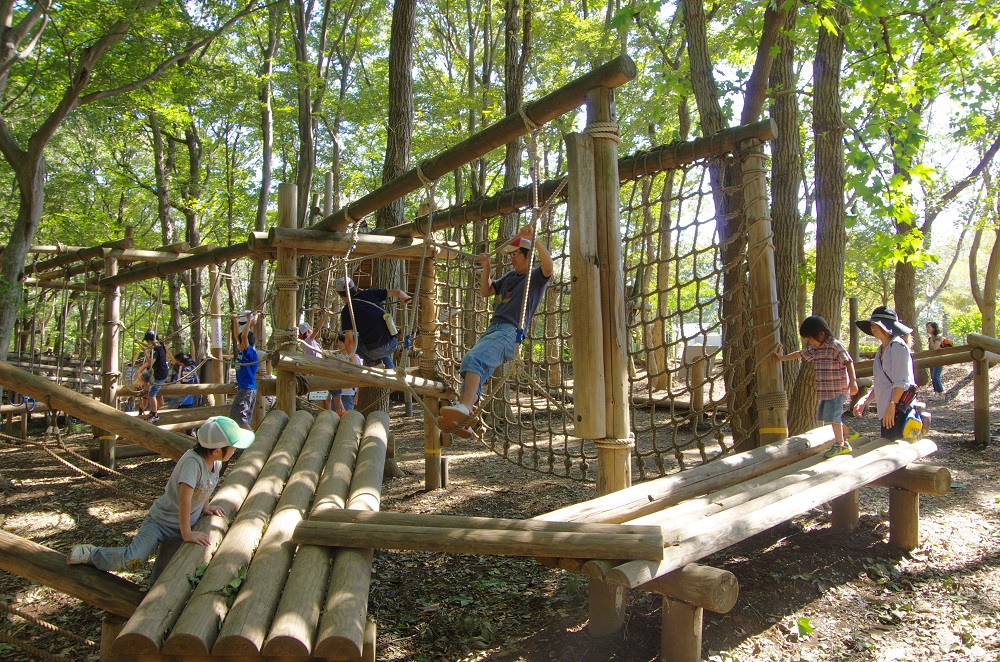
[438,224,553,438]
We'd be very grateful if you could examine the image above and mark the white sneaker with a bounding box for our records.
[67,544,96,565]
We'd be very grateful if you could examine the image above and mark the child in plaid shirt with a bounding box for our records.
[775,316,860,458]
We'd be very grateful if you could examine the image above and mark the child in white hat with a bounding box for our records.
[66,416,254,583]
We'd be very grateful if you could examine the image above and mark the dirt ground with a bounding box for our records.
[1,363,998,662]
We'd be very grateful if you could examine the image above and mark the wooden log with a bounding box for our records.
[161,411,314,655]
[262,410,366,656]
[973,353,990,446]
[565,132,606,439]
[535,426,835,524]
[111,410,289,655]
[830,490,860,531]
[741,143,787,444]
[24,238,132,275]
[276,354,456,399]
[605,438,939,589]
[639,563,738,613]
[294,520,664,561]
[310,508,668,538]
[888,488,920,551]
[661,598,703,662]
[275,183,298,416]
[112,445,161,460]
[869,464,951,495]
[100,615,126,662]
[387,120,777,238]
[252,227,459,260]
[22,278,101,292]
[855,345,973,377]
[100,241,254,288]
[123,404,228,425]
[314,411,390,659]
[213,410,340,655]
[0,530,144,619]
[313,55,636,233]
[0,403,51,414]
[0,361,192,460]
[98,248,121,469]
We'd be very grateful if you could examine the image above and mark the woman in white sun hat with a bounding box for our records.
[65,416,254,584]
[852,306,916,440]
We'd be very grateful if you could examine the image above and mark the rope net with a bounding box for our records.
[432,150,772,483]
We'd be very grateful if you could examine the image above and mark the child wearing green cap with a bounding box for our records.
[66,416,254,583]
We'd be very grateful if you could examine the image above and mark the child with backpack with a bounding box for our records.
[775,315,860,459]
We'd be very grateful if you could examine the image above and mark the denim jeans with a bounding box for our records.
[89,516,183,582]
[358,338,397,368]
[459,323,518,399]
[816,395,846,424]
[930,365,944,394]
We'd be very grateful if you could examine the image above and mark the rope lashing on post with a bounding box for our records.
[585,120,622,144]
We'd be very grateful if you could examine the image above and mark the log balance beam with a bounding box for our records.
[276,353,456,400]
[531,426,949,662]
[0,361,192,459]
[109,408,387,660]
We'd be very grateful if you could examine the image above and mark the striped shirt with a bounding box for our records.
[800,338,853,400]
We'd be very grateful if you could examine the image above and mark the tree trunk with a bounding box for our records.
[360,0,415,414]
[769,2,809,433]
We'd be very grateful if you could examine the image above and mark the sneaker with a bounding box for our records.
[450,425,475,439]
[823,442,852,459]
[67,544,96,565]
[439,403,474,431]
[845,430,861,443]
[145,414,159,424]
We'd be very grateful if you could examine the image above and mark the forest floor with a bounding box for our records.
[1,362,998,662]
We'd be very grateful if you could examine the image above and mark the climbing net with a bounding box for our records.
[433,148,774,483]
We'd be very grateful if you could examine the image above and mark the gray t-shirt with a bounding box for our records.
[147,449,221,528]
[490,266,551,329]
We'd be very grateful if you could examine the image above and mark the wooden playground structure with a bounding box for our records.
[0,54,973,661]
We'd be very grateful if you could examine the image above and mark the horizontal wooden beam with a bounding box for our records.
[24,238,132,276]
[386,119,778,237]
[293,520,665,561]
[0,361,193,459]
[312,55,637,233]
[869,463,951,495]
[855,344,974,377]
[276,354,455,399]
[22,278,101,292]
[101,242,253,288]
[0,529,145,618]
[639,563,738,613]
[249,227,461,260]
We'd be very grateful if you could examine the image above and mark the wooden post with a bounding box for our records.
[972,348,990,446]
[275,183,298,416]
[100,615,126,662]
[586,86,631,639]
[848,297,859,360]
[208,264,225,406]
[417,255,441,490]
[887,487,919,551]
[661,598,703,662]
[690,356,706,430]
[565,132,606,440]
[97,247,122,469]
[830,490,860,530]
[739,142,788,445]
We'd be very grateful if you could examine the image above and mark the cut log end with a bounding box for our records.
[160,633,211,656]
[261,635,312,658]
[211,635,261,657]
[109,633,160,656]
[314,636,363,660]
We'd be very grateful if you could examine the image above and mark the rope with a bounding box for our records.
[0,628,71,662]
[0,602,97,649]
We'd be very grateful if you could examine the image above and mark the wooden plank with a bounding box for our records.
[261,410,366,657]
[161,411,315,655]
[313,412,390,660]
[0,530,144,618]
[213,411,340,655]
[294,520,665,561]
[605,438,939,589]
[0,361,192,460]
[535,426,835,524]
[111,410,289,655]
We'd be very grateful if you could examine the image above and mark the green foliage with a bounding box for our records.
[187,562,209,591]
[948,310,982,338]
[796,616,815,638]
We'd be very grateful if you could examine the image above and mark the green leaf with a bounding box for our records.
[796,616,815,637]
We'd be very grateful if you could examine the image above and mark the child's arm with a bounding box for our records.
[309,310,329,342]
[846,359,859,396]
[773,345,802,362]
[532,233,554,278]
[333,393,345,416]
[478,253,493,298]
[389,288,412,304]
[177,483,212,546]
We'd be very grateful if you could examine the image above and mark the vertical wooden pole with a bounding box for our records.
[660,598,703,662]
[98,250,121,469]
[848,297,859,360]
[586,87,631,639]
[830,491,860,530]
[417,255,441,490]
[565,132,606,440]
[100,614,126,662]
[208,264,225,407]
[972,350,990,446]
[275,183,298,416]
[690,356,706,430]
[739,143,788,445]
[887,487,919,551]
